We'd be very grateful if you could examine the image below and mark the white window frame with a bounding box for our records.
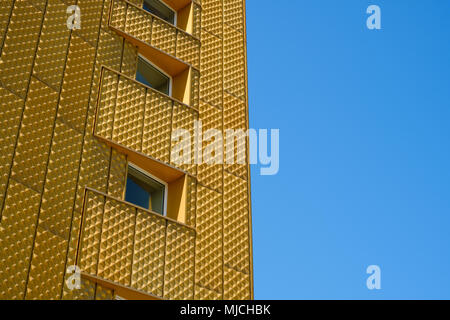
[137,53,173,97]
[143,0,177,26]
[128,162,168,217]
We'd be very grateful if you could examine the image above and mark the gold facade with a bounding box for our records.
[0,0,252,300]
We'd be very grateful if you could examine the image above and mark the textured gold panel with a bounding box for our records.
[164,221,195,300]
[224,92,246,131]
[112,76,146,151]
[0,86,23,212]
[223,172,250,274]
[223,24,246,100]
[142,89,172,163]
[195,285,222,300]
[110,0,128,31]
[0,1,43,97]
[190,68,200,110]
[151,16,177,56]
[78,133,111,195]
[25,227,67,300]
[38,120,83,239]
[97,198,136,286]
[0,1,14,53]
[171,102,198,176]
[124,3,152,43]
[201,0,223,37]
[224,92,247,179]
[58,34,96,132]
[197,101,223,192]
[33,1,71,89]
[224,267,250,300]
[107,148,128,199]
[77,0,105,46]
[131,209,166,296]
[95,69,119,140]
[195,185,223,293]
[224,0,244,33]
[185,176,197,228]
[192,3,202,39]
[97,28,124,72]
[78,192,105,275]
[176,31,200,68]
[0,180,40,300]
[11,78,58,192]
[200,29,223,108]
[121,38,139,77]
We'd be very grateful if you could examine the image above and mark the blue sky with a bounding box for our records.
[247,0,450,299]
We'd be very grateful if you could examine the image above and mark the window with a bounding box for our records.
[125,163,167,215]
[143,0,176,25]
[136,56,171,96]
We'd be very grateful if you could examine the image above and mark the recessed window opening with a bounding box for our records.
[136,55,172,96]
[125,163,168,216]
[143,0,176,25]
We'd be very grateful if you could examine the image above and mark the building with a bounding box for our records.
[0,0,253,300]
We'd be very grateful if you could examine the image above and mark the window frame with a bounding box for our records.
[142,0,178,26]
[137,53,173,97]
[126,162,169,216]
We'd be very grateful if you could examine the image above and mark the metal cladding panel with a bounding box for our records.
[0,1,14,53]
[76,0,105,47]
[195,285,222,300]
[78,192,105,276]
[202,0,223,37]
[223,24,246,100]
[0,1,43,98]
[185,175,198,228]
[223,171,250,274]
[58,34,96,132]
[131,209,166,296]
[38,120,83,240]
[171,102,198,176]
[0,87,23,213]
[163,221,195,300]
[107,148,128,199]
[200,29,223,109]
[176,31,200,68]
[224,0,244,33]
[0,180,40,300]
[142,89,172,163]
[197,101,223,193]
[151,15,177,56]
[33,1,71,90]
[11,77,58,192]
[124,4,152,43]
[195,184,223,294]
[224,267,251,300]
[25,227,68,300]
[97,198,136,286]
[112,76,146,151]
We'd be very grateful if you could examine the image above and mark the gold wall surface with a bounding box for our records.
[0,0,252,300]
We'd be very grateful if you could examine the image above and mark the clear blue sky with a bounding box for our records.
[247,0,450,299]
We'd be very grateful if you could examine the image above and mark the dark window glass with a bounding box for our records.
[136,56,170,95]
[125,165,165,215]
[143,0,175,25]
